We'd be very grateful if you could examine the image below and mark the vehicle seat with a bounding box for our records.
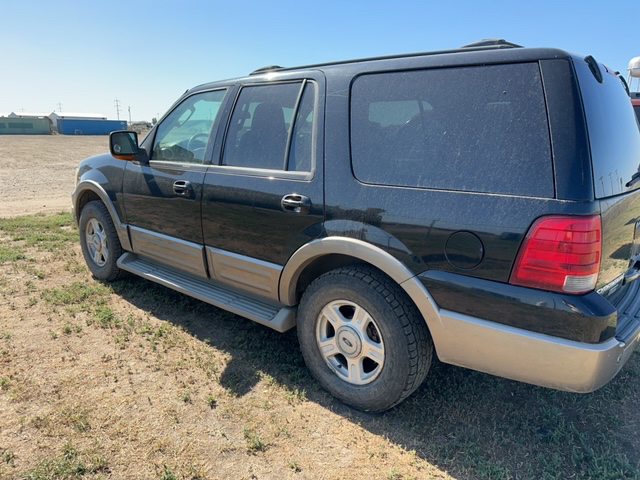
[236,102,287,170]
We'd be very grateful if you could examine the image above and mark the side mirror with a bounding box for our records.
[110,131,139,160]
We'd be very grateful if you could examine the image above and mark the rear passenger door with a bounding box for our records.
[201,72,324,299]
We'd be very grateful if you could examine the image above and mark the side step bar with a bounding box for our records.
[117,252,296,332]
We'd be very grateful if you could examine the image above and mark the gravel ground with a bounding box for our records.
[0,135,111,217]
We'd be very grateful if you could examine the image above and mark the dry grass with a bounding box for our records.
[0,214,453,479]
[0,212,638,480]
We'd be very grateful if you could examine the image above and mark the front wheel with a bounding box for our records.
[79,201,123,281]
[297,266,432,412]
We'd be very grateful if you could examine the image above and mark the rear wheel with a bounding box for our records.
[79,201,123,281]
[297,266,432,411]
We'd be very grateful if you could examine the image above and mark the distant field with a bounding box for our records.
[0,136,639,479]
[0,135,113,217]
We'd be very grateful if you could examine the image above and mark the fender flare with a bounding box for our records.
[73,180,132,251]
[278,237,444,338]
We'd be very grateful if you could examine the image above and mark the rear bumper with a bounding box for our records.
[401,271,640,392]
[433,309,640,392]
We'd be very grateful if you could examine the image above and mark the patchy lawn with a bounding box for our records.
[0,213,639,479]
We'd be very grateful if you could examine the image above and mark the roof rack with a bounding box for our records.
[461,38,523,49]
[247,40,524,77]
[250,65,284,75]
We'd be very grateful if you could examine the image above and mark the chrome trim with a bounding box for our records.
[129,226,207,278]
[72,180,132,251]
[205,164,313,181]
[206,247,282,301]
[147,160,209,173]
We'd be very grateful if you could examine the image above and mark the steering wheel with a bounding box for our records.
[187,133,210,152]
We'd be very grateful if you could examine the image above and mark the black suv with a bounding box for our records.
[73,41,640,411]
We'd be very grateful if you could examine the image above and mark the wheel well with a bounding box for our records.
[293,254,433,342]
[295,254,365,302]
[75,190,101,221]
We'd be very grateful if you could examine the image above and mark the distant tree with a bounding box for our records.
[151,117,158,125]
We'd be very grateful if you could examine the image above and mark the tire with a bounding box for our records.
[79,201,123,281]
[297,266,432,412]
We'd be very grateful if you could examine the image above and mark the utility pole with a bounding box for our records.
[128,106,132,126]
[114,99,121,120]
[56,102,63,112]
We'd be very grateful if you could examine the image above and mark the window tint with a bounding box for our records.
[223,82,315,171]
[288,83,316,172]
[575,62,640,198]
[350,63,553,197]
[152,89,226,163]
[634,105,640,124]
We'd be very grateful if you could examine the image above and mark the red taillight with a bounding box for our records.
[509,215,601,294]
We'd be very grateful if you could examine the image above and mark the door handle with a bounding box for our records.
[281,194,311,214]
[173,180,193,196]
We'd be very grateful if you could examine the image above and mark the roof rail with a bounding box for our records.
[250,65,284,75]
[461,39,523,49]
[243,41,524,78]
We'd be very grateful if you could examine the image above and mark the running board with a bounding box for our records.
[117,253,296,332]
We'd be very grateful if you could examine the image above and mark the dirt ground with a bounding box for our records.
[0,136,639,479]
[0,135,111,217]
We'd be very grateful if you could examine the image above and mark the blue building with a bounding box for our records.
[51,113,127,135]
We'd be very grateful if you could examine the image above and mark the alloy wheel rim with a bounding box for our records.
[315,300,385,385]
[85,218,108,267]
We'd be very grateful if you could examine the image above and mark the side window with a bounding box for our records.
[289,83,316,172]
[350,64,553,197]
[222,82,315,171]
[151,89,226,164]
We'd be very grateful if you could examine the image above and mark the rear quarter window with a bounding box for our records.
[350,63,554,197]
[575,61,640,198]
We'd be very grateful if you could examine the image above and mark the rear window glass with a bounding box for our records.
[575,61,640,198]
[350,63,553,197]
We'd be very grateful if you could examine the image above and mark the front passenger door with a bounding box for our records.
[123,88,228,277]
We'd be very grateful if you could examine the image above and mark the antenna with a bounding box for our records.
[114,98,121,120]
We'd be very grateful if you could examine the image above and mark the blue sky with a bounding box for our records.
[2,0,638,121]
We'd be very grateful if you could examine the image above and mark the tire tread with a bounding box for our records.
[298,265,432,411]
[79,201,123,281]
